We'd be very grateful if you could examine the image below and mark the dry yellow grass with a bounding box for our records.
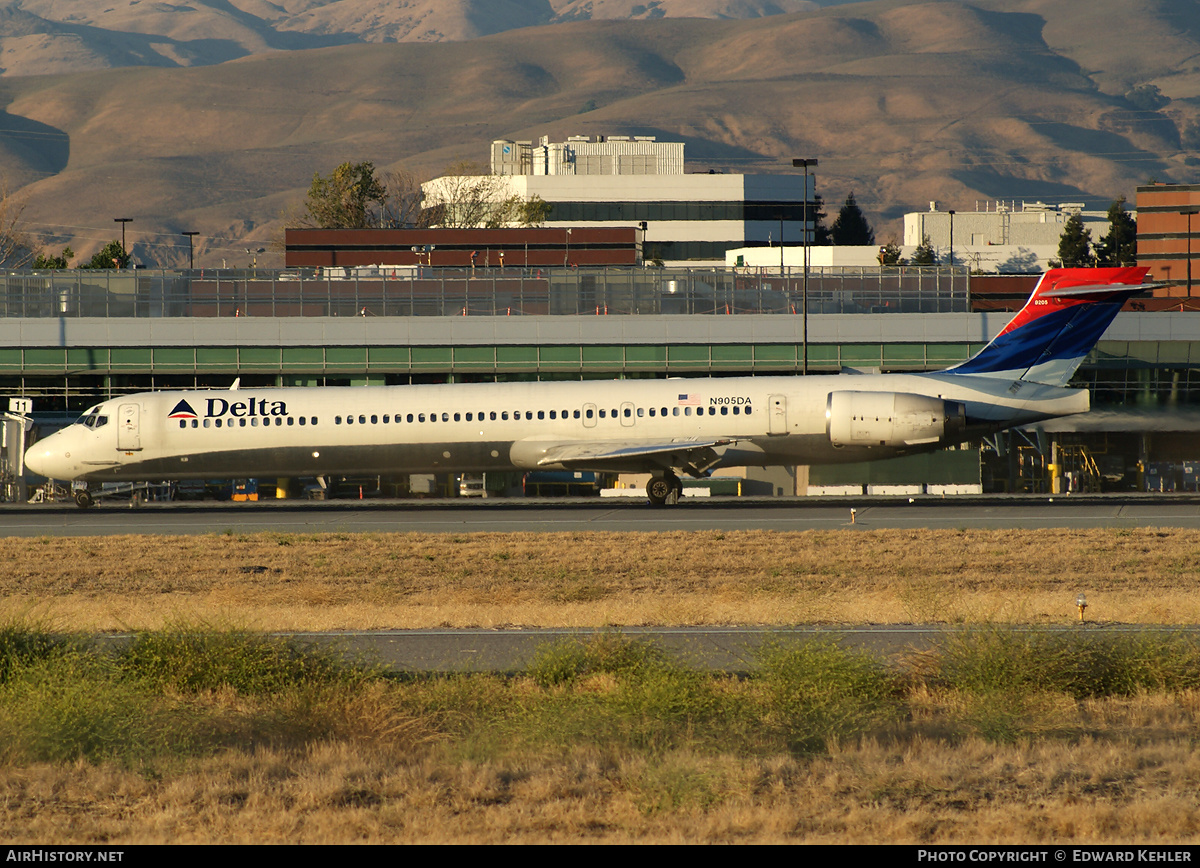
[2,527,1197,631]
[6,526,1200,845]
[6,696,1200,844]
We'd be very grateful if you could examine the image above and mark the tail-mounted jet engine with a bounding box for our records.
[826,391,967,448]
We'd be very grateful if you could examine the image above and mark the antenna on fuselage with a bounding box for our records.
[229,378,241,391]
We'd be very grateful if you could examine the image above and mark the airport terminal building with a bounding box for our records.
[6,140,1200,499]
[3,262,1200,498]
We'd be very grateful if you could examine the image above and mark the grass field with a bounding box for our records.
[4,527,1198,631]
[5,527,1200,844]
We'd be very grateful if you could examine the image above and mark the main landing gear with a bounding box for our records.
[74,489,93,509]
[646,472,684,507]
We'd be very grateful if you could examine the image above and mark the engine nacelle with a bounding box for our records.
[826,391,966,448]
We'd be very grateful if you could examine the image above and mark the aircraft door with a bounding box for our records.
[117,403,142,451]
[583,403,597,429]
[620,401,635,428]
[768,394,787,435]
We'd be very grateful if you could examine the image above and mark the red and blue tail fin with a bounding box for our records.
[946,267,1150,386]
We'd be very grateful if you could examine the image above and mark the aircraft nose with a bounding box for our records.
[24,435,71,479]
[24,442,53,477]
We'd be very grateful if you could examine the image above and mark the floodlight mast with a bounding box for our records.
[792,159,818,375]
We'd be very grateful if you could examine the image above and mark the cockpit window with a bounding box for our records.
[76,411,109,430]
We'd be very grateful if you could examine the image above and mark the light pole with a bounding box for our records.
[792,158,818,375]
[181,231,198,270]
[245,247,264,276]
[564,228,572,267]
[1184,207,1200,296]
[114,218,132,267]
[947,209,955,268]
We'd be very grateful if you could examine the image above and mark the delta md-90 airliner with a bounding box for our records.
[24,267,1152,507]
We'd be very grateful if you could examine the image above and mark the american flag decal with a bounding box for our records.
[677,393,701,406]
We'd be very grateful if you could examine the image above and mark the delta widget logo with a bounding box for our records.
[168,399,198,419]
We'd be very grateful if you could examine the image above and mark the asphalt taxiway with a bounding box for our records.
[4,493,1200,536]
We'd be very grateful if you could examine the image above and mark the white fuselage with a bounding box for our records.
[24,373,1089,483]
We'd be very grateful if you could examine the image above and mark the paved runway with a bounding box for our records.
[5,494,1200,536]
[87,624,1199,673]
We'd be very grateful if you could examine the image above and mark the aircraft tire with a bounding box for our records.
[646,475,672,507]
[74,490,93,509]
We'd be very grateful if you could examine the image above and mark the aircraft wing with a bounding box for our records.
[530,437,738,477]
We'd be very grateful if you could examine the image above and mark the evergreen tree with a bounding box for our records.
[877,240,905,266]
[810,194,831,245]
[33,246,73,269]
[1057,213,1094,267]
[910,235,938,265]
[830,192,875,246]
[80,240,130,269]
[1095,197,1137,267]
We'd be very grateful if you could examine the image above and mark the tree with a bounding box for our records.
[1125,84,1169,112]
[1057,213,1093,267]
[33,247,73,269]
[1095,197,1137,267]
[0,177,34,267]
[80,240,130,269]
[377,167,432,229]
[810,194,831,245]
[424,161,554,228]
[830,192,875,246]
[877,240,905,266]
[488,194,552,228]
[910,235,938,265]
[303,161,387,229]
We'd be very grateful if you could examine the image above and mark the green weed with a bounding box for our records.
[756,639,899,755]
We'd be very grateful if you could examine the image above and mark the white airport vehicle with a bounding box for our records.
[24,268,1153,507]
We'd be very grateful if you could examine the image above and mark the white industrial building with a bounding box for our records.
[899,201,1122,273]
[423,135,815,265]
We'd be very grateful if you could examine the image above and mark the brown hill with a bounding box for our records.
[1,0,1197,266]
[0,0,818,75]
